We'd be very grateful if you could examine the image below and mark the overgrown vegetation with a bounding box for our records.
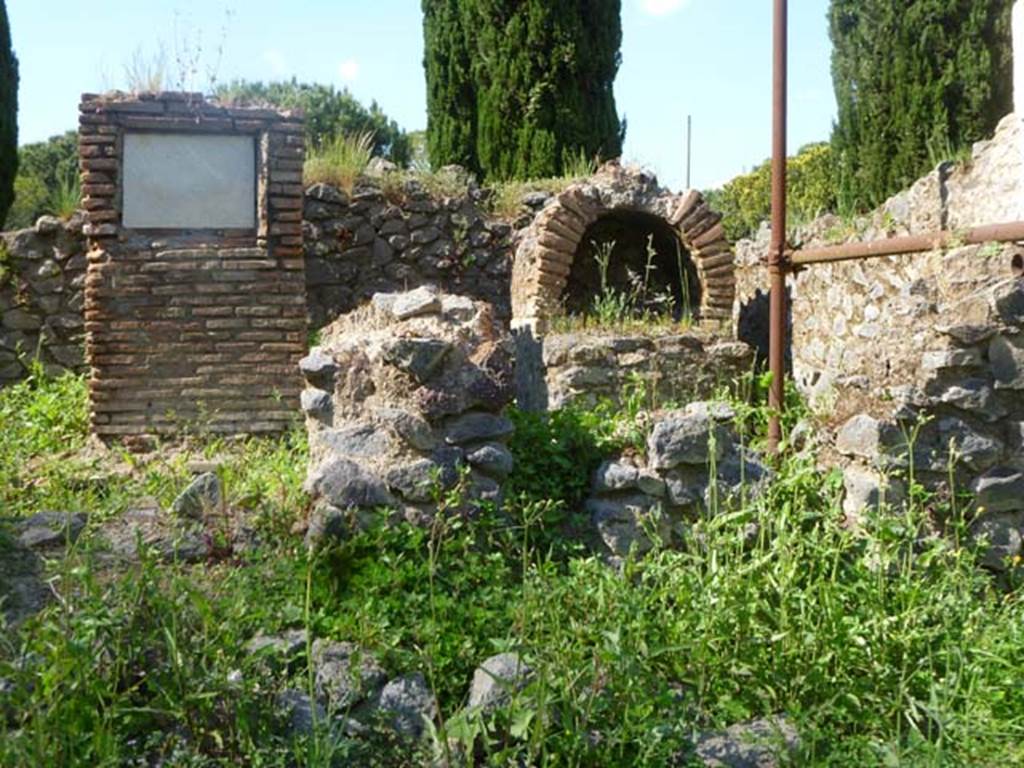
[3,367,1024,765]
[0,0,18,228]
[423,0,624,181]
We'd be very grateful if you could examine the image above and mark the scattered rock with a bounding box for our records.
[692,716,800,768]
[13,511,86,549]
[467,652,533,711]
[843,466,905,520]
[170,472,221,519]
[246,629,309,665]
[376,673,438,739]
[312,640,387,708]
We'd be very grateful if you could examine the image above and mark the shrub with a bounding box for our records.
[705,142,838,242]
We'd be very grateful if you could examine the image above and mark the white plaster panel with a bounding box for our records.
[122,132,257,229]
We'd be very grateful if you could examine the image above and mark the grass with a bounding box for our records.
[304,131,376,194]
[46,171,81,220]
[2,371,1024,765]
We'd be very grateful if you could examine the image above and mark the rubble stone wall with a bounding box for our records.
[734,112,1024,565]
[521,328,754,411]
[304,179,514,329]
[0,216,86,383]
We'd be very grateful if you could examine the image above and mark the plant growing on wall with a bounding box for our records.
[830,0,1014,210]
[0,0,18,228]
[422,0,624,181]
[216,79,411,166]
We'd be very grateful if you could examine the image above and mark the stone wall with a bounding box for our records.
[522,328,754,411]
[735,113,1024,414]
[0,177,516,387]
[79,92,307,440]
[0,215,86,383]
[304,178,514,329]
[734,112,1024,561]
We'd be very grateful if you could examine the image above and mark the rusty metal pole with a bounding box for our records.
[767,0,788,454]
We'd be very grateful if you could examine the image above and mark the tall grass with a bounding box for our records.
[303,131,375,194]
[2,371,1024,765]
[47,171,80,220]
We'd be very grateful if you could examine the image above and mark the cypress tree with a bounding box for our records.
[422,0,624,181]
[422,0,480,174]
[830,0,1013,209]
[0,0,18,228]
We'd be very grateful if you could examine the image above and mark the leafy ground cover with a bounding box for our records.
[1,370,1023,766]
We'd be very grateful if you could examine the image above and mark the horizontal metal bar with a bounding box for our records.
[789,220,1024,267]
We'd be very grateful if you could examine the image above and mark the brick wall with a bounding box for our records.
[79,92,307,440]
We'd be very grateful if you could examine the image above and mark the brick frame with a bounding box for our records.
[79,92,306,440]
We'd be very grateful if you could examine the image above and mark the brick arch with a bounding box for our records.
[510,163,735,332]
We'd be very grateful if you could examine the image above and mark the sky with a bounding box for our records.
[7,0,837,191]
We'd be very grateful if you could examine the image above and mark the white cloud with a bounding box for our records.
[640,0,690,16]
[339,59,360,82]
[263,49,288,78]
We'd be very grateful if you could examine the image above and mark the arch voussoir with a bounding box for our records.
[511,162,737,332]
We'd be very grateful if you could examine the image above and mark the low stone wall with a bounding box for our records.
[303,179,514,329]
[517,328,754,411]
[0,215,86,383]
[585,402,768,559]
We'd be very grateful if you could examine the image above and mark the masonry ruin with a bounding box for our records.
[77,92,307,439]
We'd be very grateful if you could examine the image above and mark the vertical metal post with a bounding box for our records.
[768,0,788,454]
[686,114,692,188]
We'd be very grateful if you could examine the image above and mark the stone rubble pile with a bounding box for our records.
[585,401,770,558]
[299,287,515,542]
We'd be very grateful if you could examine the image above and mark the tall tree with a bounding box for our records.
[0,0,18,228]
[422,0,480,174]
[830,0,1013,209]
[422,0,624,181]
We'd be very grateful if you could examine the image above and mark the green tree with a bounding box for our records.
[830,0,1014,209]
[422,0,480,174]
[422,0,624,181]
[1,0,18,228]
[215,79,411,165]
[4,131,78,230]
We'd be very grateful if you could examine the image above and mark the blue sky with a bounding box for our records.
[8,0,836,191]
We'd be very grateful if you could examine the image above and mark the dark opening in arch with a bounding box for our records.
[563,210,701,321]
